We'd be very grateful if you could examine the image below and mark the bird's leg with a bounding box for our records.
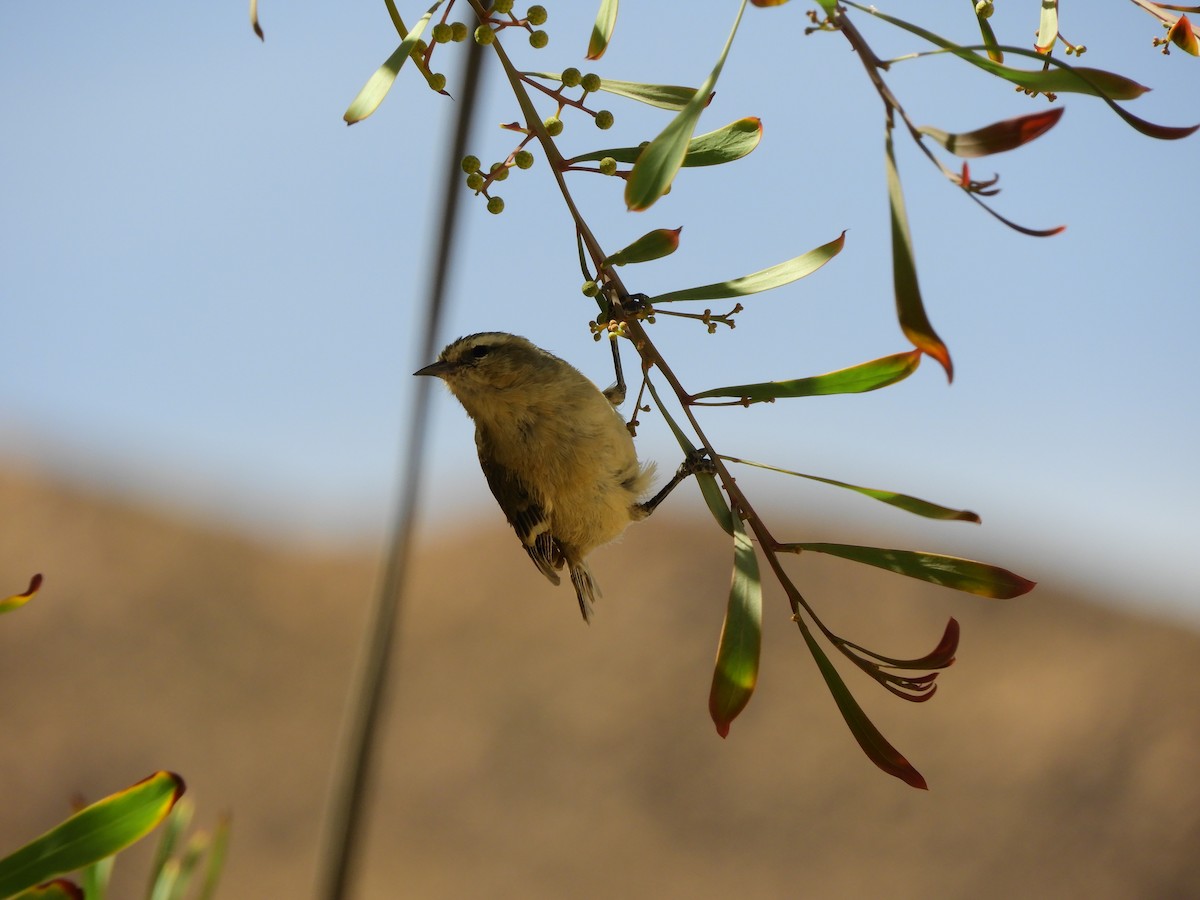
[636,450,716,518]
[602,293,652,407]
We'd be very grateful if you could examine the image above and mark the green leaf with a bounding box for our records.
[596,78,697,111]
[587,0,619,60]
[975,4,1001,62]
[625,1,748,210]
[568,117,760,168]
[785,543,1037,598]
[14,881,83,900]
[195,814,231,900]
[691,349,920,402]
[604,227,681,266]
[794,616,928,789]
[645,378,732,535]
[1,573,42,615]
[919,107,1064,158]
[722,457,980,522]
[886,126,953,381]
[0,773,185,898]
[709,508,762,737]
[342,1,442,125]
[648,232,844,304]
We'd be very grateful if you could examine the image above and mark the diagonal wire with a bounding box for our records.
[316,35,485,900]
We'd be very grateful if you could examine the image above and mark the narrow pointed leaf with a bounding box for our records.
[886,128,953,380]
[595,78,697,111]
[604,227,681,267]
[626,1,747,210]
[0,773,185,898]
[569,117,760,168]
[1,573,43,615]
[645,378,732,534]
[709,508,763,737]
[1035,0,1059,54]
[723,458,980,522]
[650,232,844,304]
[587,0,619,60]
[794,617,928,789]
[975,4,1002,62]
[692,350,920,402]
[1169,14,1200,54]
[919,107,1063,158]
[14,881,83,900]
[786,543,1037,598]
[196,814,232,900]
[343,2,441,125]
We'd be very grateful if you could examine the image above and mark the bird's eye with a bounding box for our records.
[471,345,491,360]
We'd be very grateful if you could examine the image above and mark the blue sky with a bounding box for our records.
[3,4,1198,623]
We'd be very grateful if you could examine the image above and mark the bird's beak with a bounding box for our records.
[413,360,452,378]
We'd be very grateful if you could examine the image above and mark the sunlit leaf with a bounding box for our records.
[649,232,844,304]
[886,127,953,381]
[794,616,928,789]
[1035,0,1059,54]
[1,573,42,615]
[587,0,619,60]
[343,1,442,125]
[604,227,682,266]
[722,457,980,522]
[0,773,185,899]
[1168,14,1200,54]
[786,543,1037,598]
[691,350,920,402]
[249,0,263,40]
[919,107,1064,158]
[709,508,763,737]
[626,1,747,210]
[595,78,698,111]
[645,378,732,534]
[569,117,760,170]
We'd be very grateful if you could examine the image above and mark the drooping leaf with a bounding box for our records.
[569,117,760,168]
[587,0,619,60]
[1,573,42,615]
[1168,14,1200,54]
[919,107,1064,158]
[886,127,953,381]
[975,3,1002,62]
[786,543,1037,598]
[343,1,442,125]
[645,378,732,534]
[691,349,920,402]
[794,616,928,789]
[0,773,185,899]
[1035,0,1059,54]
[722,457,980,522]
[626,1,748,210]
[604,227,682,266]
[709,508,763,737]
[649,232,845,304]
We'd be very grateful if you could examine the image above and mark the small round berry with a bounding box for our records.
[526,5,548,25]
[474,25,495,44]
[450,21,469,41]
[492,0,514,13]
[487,196,505,214]
[582,280,600,297]
[489,162,510,182]
[580,72,602,93]
[544,116,564,136]
[461,155,481,174]
[594,110,614,130]
[529,30,549,49]
[561,67,582,88]
[428,72,447,92]
[431,22,453,43]
[598,156,618,176]
[514,150,534,169]
[466,172,485,191]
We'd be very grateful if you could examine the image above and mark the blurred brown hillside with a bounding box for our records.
[2,463,1198,899]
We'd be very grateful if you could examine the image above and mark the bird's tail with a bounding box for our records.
[568,560,600,624]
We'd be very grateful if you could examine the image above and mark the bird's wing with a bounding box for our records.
[477,448,563,585]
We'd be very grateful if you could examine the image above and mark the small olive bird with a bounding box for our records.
[415,332,698,622]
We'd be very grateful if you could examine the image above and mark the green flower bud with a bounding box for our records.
[489,162,510,182]
[594,110,614,130]
[529,30,549,49]
[492,0,514,13]
[526,5,548,25]
[474,25,495,44]
[487,196,505,215]
[466,172,485,191]
[431,22,453,43]
[598,156,618,176]
[514,150,535,169]
[428,72,447,92]
[544,116,564,137]
[561,67,582,88]
[450,21,469,42]
[461,155,481,174]
[580,72,602,93]
[582,280,601,297]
